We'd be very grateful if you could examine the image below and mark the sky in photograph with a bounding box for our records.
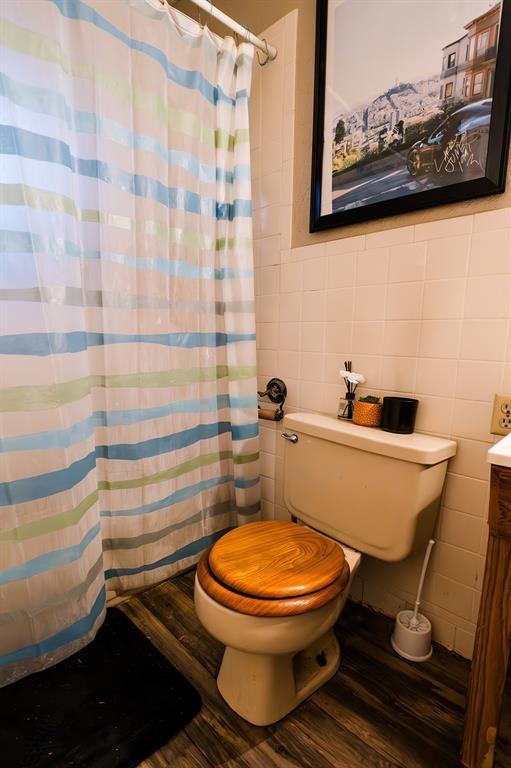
[331,0,500,113]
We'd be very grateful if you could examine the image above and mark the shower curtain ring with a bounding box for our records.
[205,1,213,28]
[256,39,270,67]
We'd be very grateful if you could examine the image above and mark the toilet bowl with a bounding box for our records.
[194,412,457,725]
[194,520,361,725]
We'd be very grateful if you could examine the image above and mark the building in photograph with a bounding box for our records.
[439,35,467,102]
[462,1,500,102]
[440,2,501,105]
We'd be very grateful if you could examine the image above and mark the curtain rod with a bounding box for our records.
[165,0,278,61]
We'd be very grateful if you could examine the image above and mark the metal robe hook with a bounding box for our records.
[256,38,271,67]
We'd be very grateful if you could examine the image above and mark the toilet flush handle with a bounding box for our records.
[282,432,298,443]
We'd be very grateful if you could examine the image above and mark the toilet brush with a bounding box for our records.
[391,539,435,662]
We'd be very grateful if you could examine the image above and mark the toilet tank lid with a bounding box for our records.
[283,413,457,465]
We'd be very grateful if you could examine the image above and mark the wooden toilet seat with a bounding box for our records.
[197,521,350,617]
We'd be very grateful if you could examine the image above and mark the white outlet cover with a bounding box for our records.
[491,394,511,436]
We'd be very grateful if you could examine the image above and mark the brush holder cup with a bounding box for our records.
[391,610,432,662]
[382,397,418,434]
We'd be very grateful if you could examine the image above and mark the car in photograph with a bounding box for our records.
[406,99,491,179]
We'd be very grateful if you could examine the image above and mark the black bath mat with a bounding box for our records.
[0,607,201,768]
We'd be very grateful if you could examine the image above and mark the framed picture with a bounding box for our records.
[310,0,511,232]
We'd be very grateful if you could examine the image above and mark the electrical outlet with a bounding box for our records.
[490,394,511,436]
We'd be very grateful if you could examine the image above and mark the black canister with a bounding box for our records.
[382,397,419,434]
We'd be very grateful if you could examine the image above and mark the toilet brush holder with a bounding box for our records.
[391,611,432,662]
[391,538,435,662]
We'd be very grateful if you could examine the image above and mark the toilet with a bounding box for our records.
[194,412,456,725]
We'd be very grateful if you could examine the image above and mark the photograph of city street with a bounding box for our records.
[327,0,503,214]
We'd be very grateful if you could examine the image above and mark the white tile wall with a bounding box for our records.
[251,12,511,660]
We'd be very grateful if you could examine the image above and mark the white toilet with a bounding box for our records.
[194,412,456,725]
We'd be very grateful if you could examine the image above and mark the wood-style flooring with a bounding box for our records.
[120,569,511,768]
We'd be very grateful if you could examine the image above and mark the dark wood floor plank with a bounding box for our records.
[336,628,467,708]
[182,703,255,767]
[266,714,344,768]
[336,617,467,713]
[174,568,196,600]
[336,645,464,758]
[138,729,211,768]
[338,603,469,694]
[281,699,401,768]
[223,740,306,768]
[140,579,223,677]
[316,669,462,768]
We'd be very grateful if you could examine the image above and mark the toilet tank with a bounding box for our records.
[282,413,456,562]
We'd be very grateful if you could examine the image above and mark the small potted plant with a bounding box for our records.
[352,395,382,428]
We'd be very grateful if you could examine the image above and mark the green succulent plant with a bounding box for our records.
[358,395,381,404]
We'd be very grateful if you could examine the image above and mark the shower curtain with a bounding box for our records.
[0,0,259,686]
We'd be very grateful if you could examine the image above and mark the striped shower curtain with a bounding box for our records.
[0,0,259,686]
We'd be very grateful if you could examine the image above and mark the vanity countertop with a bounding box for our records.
[488,433,511,468]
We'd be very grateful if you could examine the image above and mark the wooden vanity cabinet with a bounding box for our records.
[462,464,511,768]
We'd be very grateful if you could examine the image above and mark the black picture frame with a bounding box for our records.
[310,0,511,233]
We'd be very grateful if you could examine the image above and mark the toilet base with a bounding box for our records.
[217,629,340,726]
